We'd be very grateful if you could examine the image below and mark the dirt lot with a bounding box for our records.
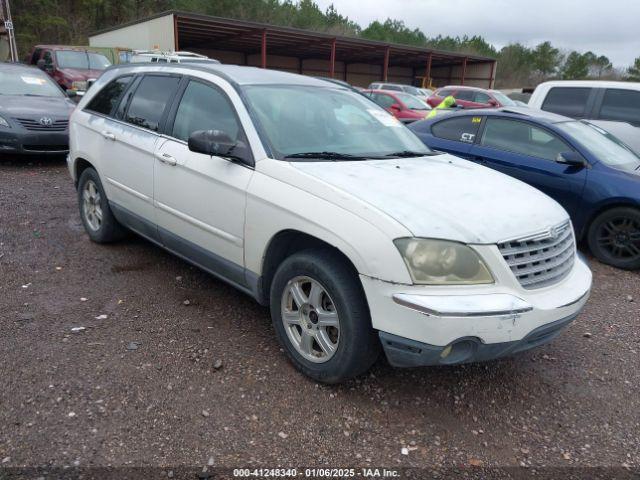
[1,158,639,476]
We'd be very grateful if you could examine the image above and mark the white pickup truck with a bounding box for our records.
[67,63,592,383]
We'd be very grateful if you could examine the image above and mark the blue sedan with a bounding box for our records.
[409,107,640,269]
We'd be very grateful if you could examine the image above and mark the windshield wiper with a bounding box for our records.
[383,150,440,158]
[284,151,369,161]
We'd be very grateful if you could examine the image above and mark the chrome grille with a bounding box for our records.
[498,221,575,290]
[15,118,68,132]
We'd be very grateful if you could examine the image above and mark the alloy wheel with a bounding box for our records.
[595,216,640,261]
[280,276,340,363]
[82,179,103,231]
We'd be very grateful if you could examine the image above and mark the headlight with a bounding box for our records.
[394,238,494,285]
[71,81,88,91]
[0,115,9,128]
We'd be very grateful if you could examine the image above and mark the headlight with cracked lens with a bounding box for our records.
[0,116,9,128]
[394,238,494,285]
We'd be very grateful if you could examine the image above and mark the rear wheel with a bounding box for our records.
[78,167,126,243]
[587,207,640,270]
[270,249,380,383]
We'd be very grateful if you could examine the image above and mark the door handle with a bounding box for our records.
[101,131,116,141]
[156,152,177,166]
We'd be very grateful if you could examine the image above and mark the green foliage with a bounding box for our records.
[562,51,589,79]
[627,57,640,81]
[532,41,561,77]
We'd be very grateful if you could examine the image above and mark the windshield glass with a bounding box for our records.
[556,121,640,171]
[396,92,430,110]
[403,86,421,96]
[490,91,517,106]
[0,70,64,97]
[56,51,111,70]
[243,85,432,160]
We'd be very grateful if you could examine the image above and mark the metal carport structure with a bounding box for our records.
[90,11,497,88]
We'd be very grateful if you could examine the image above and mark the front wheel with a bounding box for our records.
[587,207,640,270]
[270,249,380,383]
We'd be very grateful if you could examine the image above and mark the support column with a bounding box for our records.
[173,14,179,51]
[329,38,336,78]
[425,52,432,88]
[261,29,267,68]
[382,46,390,81]
[490,60,497,88]
[461,57,468,85]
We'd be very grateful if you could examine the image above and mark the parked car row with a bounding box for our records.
[3,59,639,384]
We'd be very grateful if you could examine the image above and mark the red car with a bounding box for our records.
[364,89,431,123]
[26,45,111,95]
[427,86,516,109]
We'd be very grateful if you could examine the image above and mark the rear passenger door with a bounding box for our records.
[424,115,482,158]
[469,117,587,217]
[101,73,181,237]
[595,88,640,127]
[153,78,254,285]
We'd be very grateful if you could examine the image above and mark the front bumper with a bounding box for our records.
[361,251,592,366]
[0,129,69,155]
[380,312,578,367]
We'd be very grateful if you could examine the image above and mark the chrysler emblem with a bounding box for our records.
[38,117,53,126]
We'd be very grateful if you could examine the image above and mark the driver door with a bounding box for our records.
[154,78,253,286]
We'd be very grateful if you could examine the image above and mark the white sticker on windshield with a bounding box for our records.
[21,76,47,85]
[367,109,401,127]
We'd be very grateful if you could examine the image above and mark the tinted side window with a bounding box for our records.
[171,81,240,142]
[43,50,53,67]
[438,89,453,97]
[541,87,591,117]
[481,118,570,161]
[599,89,640,126]
[383,85,402,91]
[431,116,482,143]
[86,76,133,116]
[124,75,181,132]
[474,92,491,104]
[454,90,475,101]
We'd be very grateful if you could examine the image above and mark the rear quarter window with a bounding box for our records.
[85,76,133,116]
[541,87,591,118]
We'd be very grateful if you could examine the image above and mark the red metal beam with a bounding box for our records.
[173,14,180,51]
[382,46,390,81]
[261,29,267,68]
[329,38,336,78]
[461,57,468,85]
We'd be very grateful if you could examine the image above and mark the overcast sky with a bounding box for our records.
[314,0,640,68]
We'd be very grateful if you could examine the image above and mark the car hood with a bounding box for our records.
[59,68,103,81]
[0,95,75,118]
[290,154,569,244]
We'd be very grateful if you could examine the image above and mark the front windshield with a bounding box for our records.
[0,70,64,97]
[396,92,430,110]
[556,121,640,171]
[56,51,111,70]
[243,85,432,160]
[490,91,517,106]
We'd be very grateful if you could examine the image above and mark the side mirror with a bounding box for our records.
[556,151,586,167]
[390,103,402,111]
[66,89,77,98]
[488,99,499,106]
[188,129,252,165]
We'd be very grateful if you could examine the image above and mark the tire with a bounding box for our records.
[270,249,380,383]
[587,207,640,270]
[77,167,127,243]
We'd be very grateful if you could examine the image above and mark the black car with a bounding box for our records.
[0,62,76,155]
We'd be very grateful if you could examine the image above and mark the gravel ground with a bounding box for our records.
[0,157,639,477]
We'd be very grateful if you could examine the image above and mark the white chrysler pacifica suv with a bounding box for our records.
[68,64,592,383]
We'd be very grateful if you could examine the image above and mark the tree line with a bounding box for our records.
[11,0,640,87]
